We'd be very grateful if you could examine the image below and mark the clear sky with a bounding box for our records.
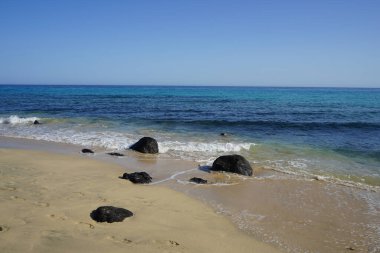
[0,0,379,87]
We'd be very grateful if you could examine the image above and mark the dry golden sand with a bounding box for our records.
[0,149,281,253]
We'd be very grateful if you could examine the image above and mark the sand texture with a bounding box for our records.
[0,149,280,253]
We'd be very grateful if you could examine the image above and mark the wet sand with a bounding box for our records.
[172,175,380,253]
[1,136,379,253]
[0,148,280,253]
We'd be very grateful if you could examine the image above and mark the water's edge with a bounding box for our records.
[1,136,379,253]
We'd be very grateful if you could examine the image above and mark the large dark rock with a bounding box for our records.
[33,120,41,125]
[130,137,159,154]
[211,155,253,176]
[122,172,152,184]
[189,177,208,184]
[81,148,94,154]
[90,206,133,223]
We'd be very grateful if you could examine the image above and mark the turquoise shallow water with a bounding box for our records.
[1,85,379,187]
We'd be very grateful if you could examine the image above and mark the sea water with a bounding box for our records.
[1,85,379,188]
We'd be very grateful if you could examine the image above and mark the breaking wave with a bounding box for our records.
[0,115,40,124]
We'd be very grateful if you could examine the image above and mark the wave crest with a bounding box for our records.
[159,141,253,153]
[0,115,40,125]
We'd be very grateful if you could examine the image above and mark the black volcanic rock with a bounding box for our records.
[81,148,94,154]
[130,137,159,154]
[90,206,133,223]
[122,172,152,184]
[189,177,208,184]
[211,155,253,176]
[107,152,124,157]
[33,120,40,125]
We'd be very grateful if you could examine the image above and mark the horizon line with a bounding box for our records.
[0,83,379,89]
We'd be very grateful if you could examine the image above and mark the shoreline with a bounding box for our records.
[0,146,280,253]
[1,136,379,252]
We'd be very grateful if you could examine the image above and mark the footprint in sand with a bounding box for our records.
[122,238,133,244]
[65,192,86,200]
[1,186,17,191]
[106,236,133,244]
[10,195,26,201]
[167,240,180,246]
[150,239,180,247]
[0,225,10,232]
[33,201,50,207]
[77,222,95,229]
[48,214,67,221]
[97,196,108,202]
[73,192,85,197]
[41,230,67,239]
[144,200,153,204]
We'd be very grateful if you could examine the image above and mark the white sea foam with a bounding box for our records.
[150,168,197,185]
[265,159,380,192]
[1,115,378,193]
[157,141,254,163]
[0,118,254,163]
[0,115,40,124]
[159,141,253,153]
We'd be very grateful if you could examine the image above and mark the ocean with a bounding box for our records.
[1,85,380,252]
[1,85,379,189]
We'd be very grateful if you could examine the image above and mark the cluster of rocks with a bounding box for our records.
[81,137,159,156]
[88,137,158,222]
[88,136,253,223]
[188,155,252,184]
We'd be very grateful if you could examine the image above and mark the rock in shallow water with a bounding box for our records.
[122,172,152,184]
[107,152,124,157]
[33,120,41,125]
[189,177,208,184]
[91,206,133,223]
[130,137,159,154]
[81,149,94,154]
[211,154,253,176]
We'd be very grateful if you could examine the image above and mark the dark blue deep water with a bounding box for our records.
[1,85,380,186]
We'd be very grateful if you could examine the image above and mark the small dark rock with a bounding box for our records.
[211,154,253,176]
[130,137,159,154]
[33,120,40,125]
[220,132,227,136]
[107,152,124,157]
[122,172,152,184]
[90,206,133,223]
[81,148,94,154]
[346,247,355,251]
[189,177,208,184]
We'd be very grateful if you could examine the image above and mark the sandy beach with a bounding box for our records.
[0,147,280,253]
[0,137,379,252]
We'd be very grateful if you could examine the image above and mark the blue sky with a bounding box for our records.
[0,0,379,87]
